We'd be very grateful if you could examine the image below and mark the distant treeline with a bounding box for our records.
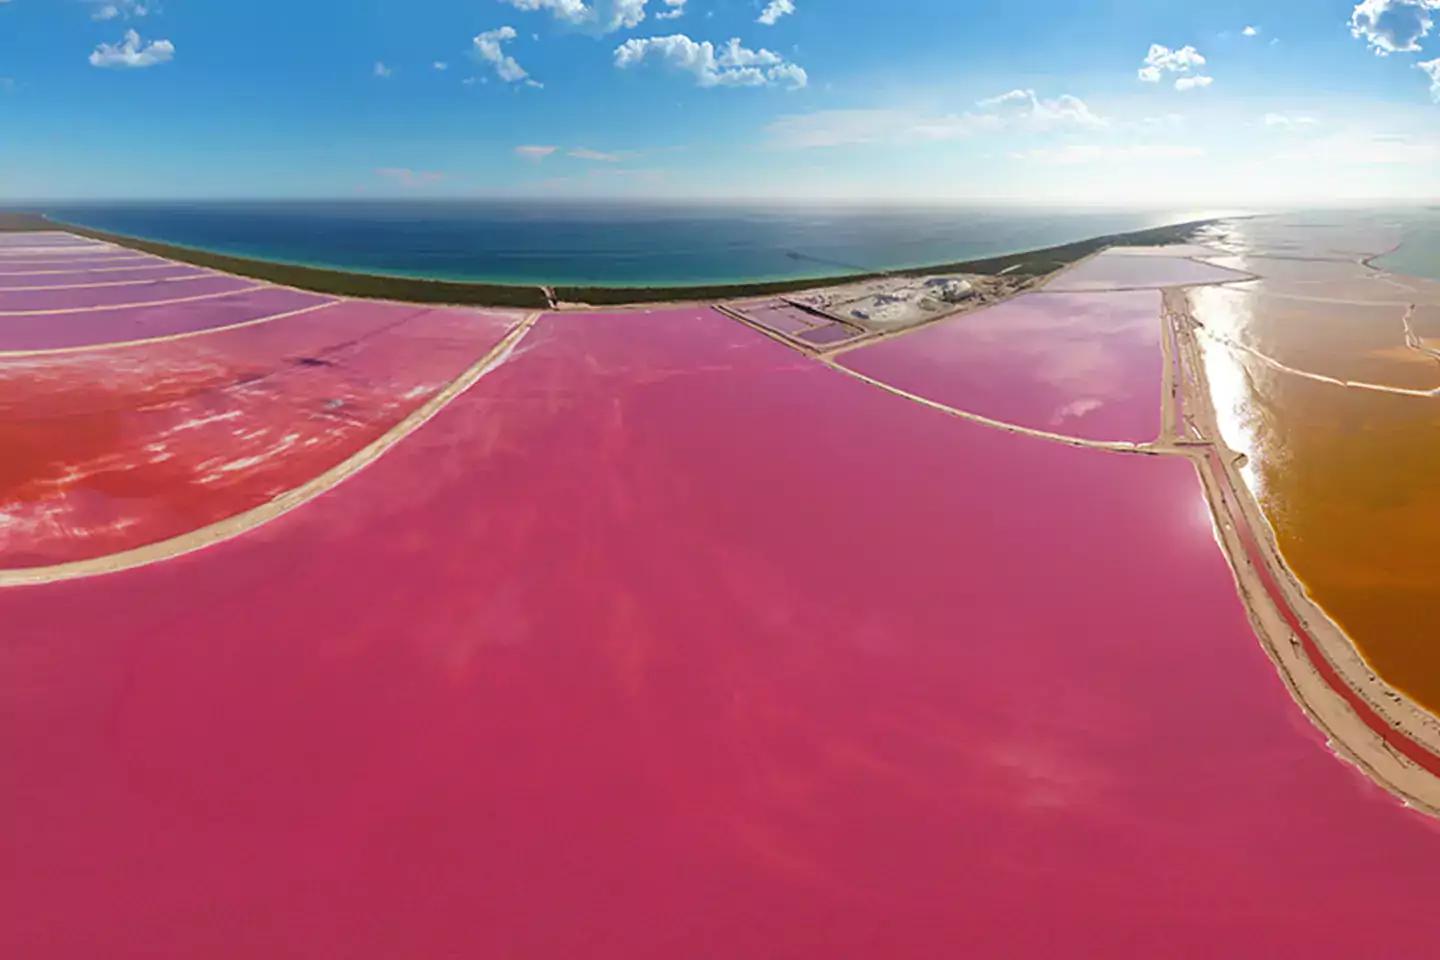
[5,211,1213,309]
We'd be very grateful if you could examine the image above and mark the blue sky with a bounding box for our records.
[1,0,1438,202]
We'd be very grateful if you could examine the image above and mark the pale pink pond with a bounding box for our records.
[1045,252,1251,291]
[7,306,1440,958]
[838,291,1164,442]
[0,265,213,289]
[0,236,110,250]
[0,274,256,312]
[0,287,334,351]
[0,255,172,273]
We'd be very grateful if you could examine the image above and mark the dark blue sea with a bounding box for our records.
[36,201,1214,288]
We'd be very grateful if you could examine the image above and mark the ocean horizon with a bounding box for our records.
[34,200,1226,288]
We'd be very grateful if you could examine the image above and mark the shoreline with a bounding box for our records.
[1,210,1217,309]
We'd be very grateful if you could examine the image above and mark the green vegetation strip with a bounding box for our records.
[4,212,1212,309]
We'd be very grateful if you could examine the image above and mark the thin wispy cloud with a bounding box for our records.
[1010,144,1205,165]
[1175,74,1214,92]
[766,90,1102,150]
[765,109,926,149]
[1264,113,1319,129]
[373,61,393,77]
[757,0,795,26]
[89,29,174,68]
[977,89,1107,129]
[614,35,807,89]
[569,147,624,161]
[1274,130,1439,164]
[515,144,559,160]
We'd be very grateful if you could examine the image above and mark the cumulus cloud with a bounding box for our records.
[1421,58,1440,99]
[90,0,150,21]
[657,0,685,19]
[1138,43,1206,83]
[88,29,174,68]
[1350,0,1439,55]
[515,144,559,160]
[614,35,808,89]
[1174,75,1214,91]
[375,168,445,186]
[977,88,1107,128]
[758,0,795,25]
[1242,25,1260,37]
[502,0,654,34]
[473,26,539,85]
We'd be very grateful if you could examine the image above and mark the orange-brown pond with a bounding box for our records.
[1195,213,1440,711]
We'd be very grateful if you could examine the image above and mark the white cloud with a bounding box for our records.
[88,29,174,68]
[757,0,795,26]
[1242,25,1260,37]
[976,88,1107,128]
[1421,58,1440,99]
[373,61,392,78]
[1174,75,1214,91]
[1011,143,1205,165]
[656,0,685,20]
[1350,0,1439,56]
[375,168,445,187]
[502,0,653,34]
[90,0,150,21]
[473,26,538,85]
[1138,43,1206,83]
[1264,112,1319,128]
[433,61,449,71]
[614,35,807,89]
[515,144,559,160]
[569,147,624,161]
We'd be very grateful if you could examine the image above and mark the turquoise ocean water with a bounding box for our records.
[35,201,1210,288]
